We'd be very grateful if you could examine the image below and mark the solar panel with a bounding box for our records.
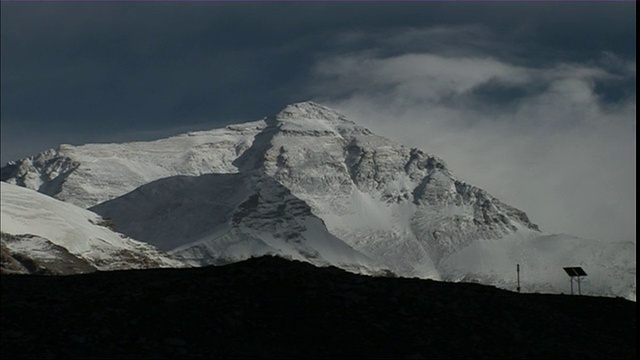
[563,267,587,295]
[572,267,587,276]
[563,267,587,277]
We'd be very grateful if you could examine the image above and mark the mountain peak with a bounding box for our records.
[276,101,347,122]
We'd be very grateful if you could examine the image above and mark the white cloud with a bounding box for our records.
[310,32,636,244]
[314,53,531,103]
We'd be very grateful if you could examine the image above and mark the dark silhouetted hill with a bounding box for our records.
[1,256,635,359]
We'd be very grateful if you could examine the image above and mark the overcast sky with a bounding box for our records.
[1,2,636,244]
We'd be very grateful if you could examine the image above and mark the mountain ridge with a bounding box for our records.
[1,101,635,299]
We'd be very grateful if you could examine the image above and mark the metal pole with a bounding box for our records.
[577,277,581,295]
[570,277,574,295]
[517,264,521,293]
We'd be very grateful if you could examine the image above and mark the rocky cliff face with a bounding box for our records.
[1,232,97,275]
[253,103,540,271]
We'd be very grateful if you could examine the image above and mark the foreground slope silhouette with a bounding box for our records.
[1,256,635,358]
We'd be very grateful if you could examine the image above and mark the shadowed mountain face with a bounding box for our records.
[90,173,252,251]
[1,256,635,359]
[89,173,381,274]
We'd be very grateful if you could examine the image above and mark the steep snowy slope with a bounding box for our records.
[1,102,635,299]
[0,182,183,271]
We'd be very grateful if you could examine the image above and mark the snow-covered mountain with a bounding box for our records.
[0,182,183,274]
[1,102,635,299]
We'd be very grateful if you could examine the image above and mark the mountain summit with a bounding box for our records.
[1,102,635,299]
[277,101,350,122]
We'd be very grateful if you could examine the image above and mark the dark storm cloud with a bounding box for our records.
[1,2,634,145]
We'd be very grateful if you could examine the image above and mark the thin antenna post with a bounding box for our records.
[516,264,521,293]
